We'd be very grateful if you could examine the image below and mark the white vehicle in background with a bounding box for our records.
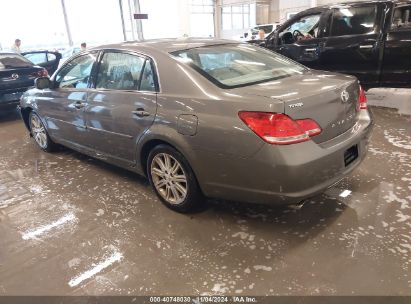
[237,23,280,41]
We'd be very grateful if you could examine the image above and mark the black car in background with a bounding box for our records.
[0,53,48,109]
[22,50,62,75]
[261,0,411,89]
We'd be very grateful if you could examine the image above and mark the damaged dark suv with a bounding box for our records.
[261,0,411,89]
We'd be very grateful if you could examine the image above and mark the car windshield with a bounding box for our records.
[0,54,34,69]
[172,44,306,88]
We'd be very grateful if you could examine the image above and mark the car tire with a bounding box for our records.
[147,144,203,213]
[29,111,55,152]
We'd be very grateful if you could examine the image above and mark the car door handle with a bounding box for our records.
[359,45,374,49]
[304,48,317,52]
[74,101,86,109]
[132,108,150,117]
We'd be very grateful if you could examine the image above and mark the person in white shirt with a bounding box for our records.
[80,42,87,52]
[11,39,21,53]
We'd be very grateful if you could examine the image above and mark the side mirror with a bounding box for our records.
[35,77,51,90]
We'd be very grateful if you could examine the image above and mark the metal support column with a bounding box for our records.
[133,0,144,40]
[127,0,136,40]
[119,0,127,41]
[61,0,73,46]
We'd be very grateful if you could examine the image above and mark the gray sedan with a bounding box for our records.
[19,38,373,212]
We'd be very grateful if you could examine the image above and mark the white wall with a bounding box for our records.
[278,0,311,22]
[139,0,214,39]
[0,0,125,51]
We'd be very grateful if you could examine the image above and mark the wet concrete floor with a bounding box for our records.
[0,103,410,296]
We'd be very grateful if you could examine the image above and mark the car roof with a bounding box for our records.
[91,38,239,55]
[318,0,411,9]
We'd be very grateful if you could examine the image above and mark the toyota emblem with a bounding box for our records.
[11,73,19,79]
[341,90,350,103]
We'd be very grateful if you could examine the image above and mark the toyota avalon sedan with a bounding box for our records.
[19,38,373,213]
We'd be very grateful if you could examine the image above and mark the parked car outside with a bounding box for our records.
[19,38,373,213]
[0,53,48,110]
[22,50,62,75]
[261,0,411,89]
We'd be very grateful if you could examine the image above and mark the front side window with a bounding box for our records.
[330,6,377,36]
[55,53,96,89]
[96,52,145,90]
[286,14,321,35]
[172,44,306,88]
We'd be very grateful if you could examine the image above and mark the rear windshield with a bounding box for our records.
[171,44,306,88]
[0,54,34,69]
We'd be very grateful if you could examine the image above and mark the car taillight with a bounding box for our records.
[32,69,48,77]
[296,119,322,137]
[238,112,322,145]
[358,85,367,110]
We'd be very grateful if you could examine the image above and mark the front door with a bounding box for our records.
[319,3,384,87]
[380,4,411,87]
[37,52,97,146]
[85,51,158,163]
[267,11,326,69]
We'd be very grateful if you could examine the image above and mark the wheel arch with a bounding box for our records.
[137,130,204,194]
[20,107,33,132]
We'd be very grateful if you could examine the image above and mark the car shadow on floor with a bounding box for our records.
[204,194,357,243]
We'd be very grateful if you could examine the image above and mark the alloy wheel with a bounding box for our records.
[150,153,188,205]
[30,114,48,149]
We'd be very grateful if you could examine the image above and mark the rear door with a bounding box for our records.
[380,3,411,87]
[36,52,98,145]
[85,50,158,163]
[23,51,62,75]
[320,3,385,86]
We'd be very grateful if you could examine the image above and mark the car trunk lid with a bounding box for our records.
[231,71,359,143]
[0,67,40,91]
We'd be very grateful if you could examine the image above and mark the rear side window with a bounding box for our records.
[0,54,33,69]
[47,53,57,61]
[330,5,377,36]
[392,6,411,28]
[96,52,145,91]
[139,60,156,92]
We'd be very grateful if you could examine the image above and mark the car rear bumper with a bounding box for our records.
[198,109,374,205]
